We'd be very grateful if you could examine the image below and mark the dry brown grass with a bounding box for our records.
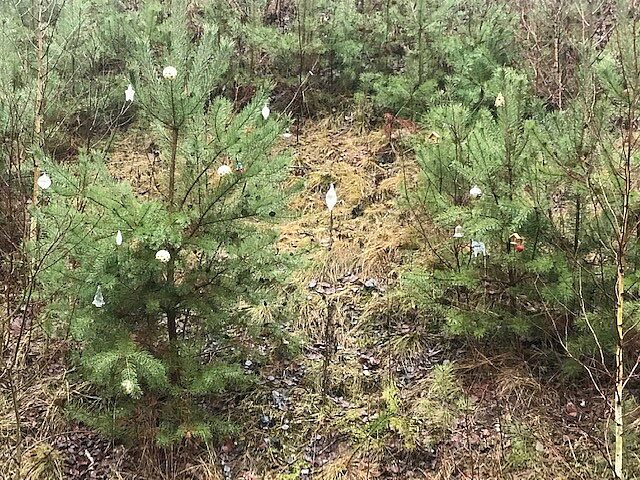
[315,447,374,480]
[0,341,70,480]
[280,121,415,286]
[108,129,164,197]
[496,366,544,412]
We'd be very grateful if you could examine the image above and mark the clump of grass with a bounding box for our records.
[20,443,64,480]
[505,421,538,470]
[330,364,468,456]
[406,363,469,449]
[316,449,372,480]
[496,366,543,412]
[178,443,224,480]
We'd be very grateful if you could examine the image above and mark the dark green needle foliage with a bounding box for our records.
[34,2,291,444]
[402,68,575,341]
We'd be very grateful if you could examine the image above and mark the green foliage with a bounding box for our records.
[354,363,468,451]
[35,4,291,443]
[402,68,560,341]
[6,1,640,475]
[1,0,133,148]
[505,421,538,470]
[361,0,519,116]
[67,401,135,440]
[409,363,469,448]
[400,8,640,384]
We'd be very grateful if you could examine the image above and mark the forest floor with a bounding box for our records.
[1,118,615,479]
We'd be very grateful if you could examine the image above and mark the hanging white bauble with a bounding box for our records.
[116,230,123,246]
[453,225,464,238]
[495,92,505,108]
[325,183,337,212]
[162,66,177,80]
[261,104,270,120]
[155,249,171,263]
[217,164,232,176]
[121,379,135,395]
[92,286,105,308]
[125,84,135,102]
[37,172,51,190]
[469,185,482,199]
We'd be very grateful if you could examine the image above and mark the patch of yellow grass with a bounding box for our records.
[280,122,415,286]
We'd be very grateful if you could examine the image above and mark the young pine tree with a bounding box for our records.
[403,67,573,340]
[532,21,640,477]
[34,6,290,444]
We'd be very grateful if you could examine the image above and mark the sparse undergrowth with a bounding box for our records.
[1,119,624,480]
[4,0,640,478]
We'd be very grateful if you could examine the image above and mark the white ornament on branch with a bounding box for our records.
[162,66,177,80]
[125,84,135,102]
[155,249,171,263]
[325,183,337,212]
[116,230,123,246]
[217,164,232,177]
[121,379,135,395]
[92,286,105,308]
[261,104,270,120]
[37,172,51,190]
[471,240,487,257]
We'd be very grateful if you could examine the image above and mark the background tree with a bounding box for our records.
[533,13,640,477]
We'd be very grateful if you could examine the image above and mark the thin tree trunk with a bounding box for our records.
[615,257,624,479]
[10,372,22,480]
[296,0,305,144]
[417,0,424,84]
[167,126,179,344]
[17,4,47,475]
[614,19,636,470]
[168,127,178,209]
[30,2,46,245]
[321,297,335,397]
